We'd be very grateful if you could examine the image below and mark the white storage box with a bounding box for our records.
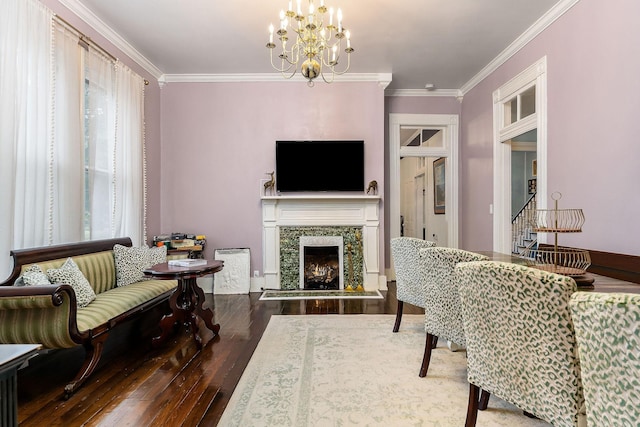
[213,248,251,294]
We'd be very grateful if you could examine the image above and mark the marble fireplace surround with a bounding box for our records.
[261,195,382,291]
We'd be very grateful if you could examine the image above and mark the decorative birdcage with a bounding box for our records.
[522,192,591,277]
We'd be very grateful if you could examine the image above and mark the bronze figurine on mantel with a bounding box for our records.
[263,171,275,195]
[366,180,378,195]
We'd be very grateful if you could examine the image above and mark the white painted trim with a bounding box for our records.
[492,57,548,253]
[261,196,382,291]
[162,73,393,87]
[389,114,459,250]
[461,0,580,95]
[385,88,463,98]
[58,0,163,80]
[299,235,345,290]
[58,0,577,93]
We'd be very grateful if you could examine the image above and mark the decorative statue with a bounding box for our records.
[264,171,275,195]
[366,180,378,195]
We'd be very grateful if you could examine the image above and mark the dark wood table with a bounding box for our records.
[1,344,41,426]
[144,260,224,349]
[479,251,640,294]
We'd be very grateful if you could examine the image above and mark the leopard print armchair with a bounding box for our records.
[417,247,488,378]
[570,292,640,427]
[390,237,436,332]
[457,261,584,427]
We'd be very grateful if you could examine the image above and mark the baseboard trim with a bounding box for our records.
[586,249,640,284]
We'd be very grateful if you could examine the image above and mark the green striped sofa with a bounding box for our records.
[0,237,178,399]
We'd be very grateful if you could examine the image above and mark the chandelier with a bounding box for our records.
[266,0,354,86]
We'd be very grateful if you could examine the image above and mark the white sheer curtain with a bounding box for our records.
[113,62,146,246]
[0,0,53,277]
[51,22,84,243]
[85,49,116,241]
[0,0,147,280]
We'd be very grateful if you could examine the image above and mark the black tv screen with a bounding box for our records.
[276,140,365,192]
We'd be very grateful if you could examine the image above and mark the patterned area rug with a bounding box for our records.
[259,289,383,300]
[218,315,552,426]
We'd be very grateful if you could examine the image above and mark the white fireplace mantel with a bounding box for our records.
[261,195,382,291]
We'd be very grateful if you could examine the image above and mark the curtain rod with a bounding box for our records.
[53,14,149,85]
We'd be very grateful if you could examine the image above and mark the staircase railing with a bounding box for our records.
[512,193,537,255]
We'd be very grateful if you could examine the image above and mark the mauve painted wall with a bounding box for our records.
[460,0,640,256]
[159,82,385,273]
[42,0,640,266]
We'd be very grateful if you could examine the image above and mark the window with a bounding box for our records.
[504,85,536,127]
[1,0,147,281]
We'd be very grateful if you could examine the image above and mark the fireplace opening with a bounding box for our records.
[303,245,340,290]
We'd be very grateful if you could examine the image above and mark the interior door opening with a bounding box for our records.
[389,113,459,280]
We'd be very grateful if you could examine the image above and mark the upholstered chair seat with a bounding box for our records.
[418,247,488,378]
[457,261,585,427]
[570,292,640,427]
[390,237,436,332]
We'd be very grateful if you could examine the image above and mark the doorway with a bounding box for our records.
[389,114,459,277]
[493,57,548,253]
[399,145,448,245]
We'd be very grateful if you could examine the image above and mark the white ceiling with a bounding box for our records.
[67,0,565,91]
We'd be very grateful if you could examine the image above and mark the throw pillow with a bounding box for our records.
[47,258,96,308]
[114,245,148,287]
[147,245,168,267]
[21,264,52,286]
[113,244,167,287]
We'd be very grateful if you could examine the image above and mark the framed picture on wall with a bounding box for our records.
[433,157,445,214]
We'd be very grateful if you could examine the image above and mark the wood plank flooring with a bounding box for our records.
[17,283,422,426]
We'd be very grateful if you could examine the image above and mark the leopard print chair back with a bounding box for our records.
[457,261,584,427]
[417,247,488,378]
[570,292,640,427]
[390,237,436,332]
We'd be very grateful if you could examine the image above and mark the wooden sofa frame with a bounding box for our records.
[0,237,174,399]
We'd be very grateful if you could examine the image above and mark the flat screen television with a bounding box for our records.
[275,140,364,192]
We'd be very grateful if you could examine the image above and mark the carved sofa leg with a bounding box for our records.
[63,334,108,400]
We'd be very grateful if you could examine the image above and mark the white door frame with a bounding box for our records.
[389,114,459,247]
[492,57,548,253]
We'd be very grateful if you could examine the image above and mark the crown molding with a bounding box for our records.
[58,0,163,80]
[459,0,580,95]
[57,0,579,93]
[385,88,462,98]
[162,72,393,87]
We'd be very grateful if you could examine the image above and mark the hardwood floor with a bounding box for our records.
[17,283,422,426]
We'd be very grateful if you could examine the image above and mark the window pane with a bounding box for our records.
[504,96,518,126]
[420,129,443,148]
[520,86,536,118]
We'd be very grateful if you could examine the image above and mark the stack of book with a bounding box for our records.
[168,259,207,267]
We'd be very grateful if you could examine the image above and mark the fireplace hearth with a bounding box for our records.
[299,235,344,290]
[303,246,340,290]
